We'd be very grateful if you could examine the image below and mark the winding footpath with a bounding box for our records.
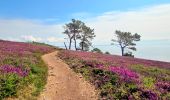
[38,51,97,100]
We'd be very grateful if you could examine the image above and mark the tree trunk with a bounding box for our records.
[64,42,67,50]
[69,39,72,50]
[82,41,84,51]
[74,37,77,50]
[121,47,124,56]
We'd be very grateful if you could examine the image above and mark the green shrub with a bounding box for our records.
[0,74,19,99]
[143,77,155,89]
[79,66,90,80]
[2,57,20,66]
[131,65,170,81]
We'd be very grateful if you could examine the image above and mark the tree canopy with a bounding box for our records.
[91,48,103,54]
[79,24,95,51]
[111,30,141,56]
[63,19,95,51]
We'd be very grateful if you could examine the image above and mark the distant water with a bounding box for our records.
[135,42,170,62]
[52,40,170,62]
[105,45,170,62]
[95,40,170,62]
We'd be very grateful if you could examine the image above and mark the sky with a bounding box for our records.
[0,0,170,62]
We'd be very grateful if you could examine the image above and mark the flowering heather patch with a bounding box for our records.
[156,82,170,92]
[140,89,158,100]
[110,66,140,83]
[60,50,170,69]
[84,60,104,68]
[0,40,55,99]
[58,50,170,99]
[0,65,30,77]
[0,40,53,55]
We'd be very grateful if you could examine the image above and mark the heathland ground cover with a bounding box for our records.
[58,50,170,99]
[0,40,56,99]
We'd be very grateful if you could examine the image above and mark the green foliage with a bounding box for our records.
[101,82,113,90]
[0,54,47,99]
[91,69,121,99]
[2,57,20,66]
[105,51,110,54]
[79,24,95,51]
[30,64,44,74]
[63,19,84,50]
[63,19,95,50]
[0,40,55,99]
[114,86,128,99]
[0,54,48,99]
[131,65,170,81]
[91,48,103,54]
[0,74,19,99]
[30,54,48,96]
[143,77,155,89]
[79,66,91,80]
[126,83,138,93]
[79,41,90,51]
[111,30,141,56]
[123,52,134,57]
[100,82,113,98]
[92,68,104,75]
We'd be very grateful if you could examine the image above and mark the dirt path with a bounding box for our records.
[38,51,98,100]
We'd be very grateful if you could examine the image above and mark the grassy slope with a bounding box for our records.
[58,50,170,99]
[0,40,56,100]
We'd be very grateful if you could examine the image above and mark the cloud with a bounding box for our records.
[20,35,64,43]
[0,19,63,36]
[84,4,170,43]
[1,37,21,42]
[21,35,42,42]
[0,4,170,45]
[47,37,64,42]
[0,18,66,45]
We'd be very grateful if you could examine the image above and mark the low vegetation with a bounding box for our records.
[0,40,56,99]
[58,50,170,99]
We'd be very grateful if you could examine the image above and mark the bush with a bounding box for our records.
[0,74,19,99]
[123,52,134,57]
[105,51,110,54]
[91,48,103,54]
[143,77,155,89]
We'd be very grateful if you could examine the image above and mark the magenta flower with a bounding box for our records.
[140,89,158,100]
[156,81,170,92]
[110,66,140,83]
[0,65,30,77]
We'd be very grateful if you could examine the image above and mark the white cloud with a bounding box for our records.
[0,19,63,39]
[1,37,21,42]
[0,4,170,45]
[20,35,65,43]
[21,35,42,42]
[85,4,170,42]
[47,37,64,42]
[0,18,66,45]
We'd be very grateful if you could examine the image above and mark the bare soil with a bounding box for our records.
[38,51,98,100]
